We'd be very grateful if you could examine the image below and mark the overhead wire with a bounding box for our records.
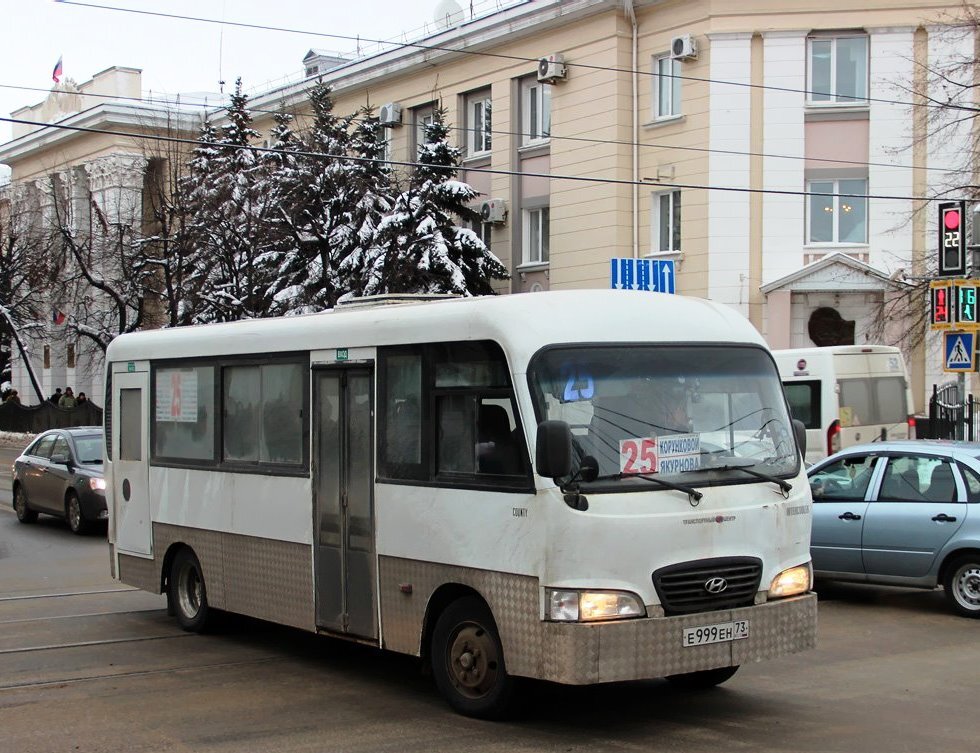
[1,114,969,203]
[54,0,980,114]
[0,82,970,177]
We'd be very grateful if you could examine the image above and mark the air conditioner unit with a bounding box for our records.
[537,54,567,83]
[670,34,697,61]
[480,198,508,224]
[379,102,402,126]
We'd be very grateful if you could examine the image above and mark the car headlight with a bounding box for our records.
[89,477,106,491]
[547,589,645,622]
[769,563,811,598]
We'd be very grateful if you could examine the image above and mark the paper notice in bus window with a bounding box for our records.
[155,370,199,423]
[620,434,701,475]
[840,406,854,428]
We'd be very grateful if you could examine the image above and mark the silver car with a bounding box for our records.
[808,440,980,618]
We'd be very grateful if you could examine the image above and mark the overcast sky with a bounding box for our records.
[2,0,502,147]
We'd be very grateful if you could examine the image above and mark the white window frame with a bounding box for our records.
[465,90,492,157]
[413,104,435,156]
[522,207,550,265]
[653,55,682,119]
[521,79,551,147]
[805,178,869,245]
[806,34,869,106]
[651,190,681,253]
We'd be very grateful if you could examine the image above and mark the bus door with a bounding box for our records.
[112,368,151,556]
[313,366,377,639]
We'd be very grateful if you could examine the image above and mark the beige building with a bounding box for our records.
[1,0,973,410]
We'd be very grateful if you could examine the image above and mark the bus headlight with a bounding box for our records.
[769,563,811,598]
[89,477,106,492]
[547,589,645,622]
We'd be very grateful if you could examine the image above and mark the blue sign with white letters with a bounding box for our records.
[610,258,676,294]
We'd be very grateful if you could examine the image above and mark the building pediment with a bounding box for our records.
[761,252,907,294]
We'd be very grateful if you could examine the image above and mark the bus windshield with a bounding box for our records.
[528,345,799,484]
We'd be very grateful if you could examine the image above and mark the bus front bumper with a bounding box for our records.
[533,592,817,685]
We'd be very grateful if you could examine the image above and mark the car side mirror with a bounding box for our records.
[50,453,69,466]
[536,420,573,478]
[792,419,806,457]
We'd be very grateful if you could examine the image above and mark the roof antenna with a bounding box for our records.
[218,0,227,94]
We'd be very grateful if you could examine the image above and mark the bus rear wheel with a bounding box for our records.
[666,665,739,690]
[431,596,514,719]
[170,548,213,633]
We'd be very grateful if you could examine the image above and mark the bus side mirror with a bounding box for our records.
[792,419,806,456]
[536,420,573,478]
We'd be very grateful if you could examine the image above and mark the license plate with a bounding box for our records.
[682,620,749,647]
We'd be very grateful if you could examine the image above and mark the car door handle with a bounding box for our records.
[839,512,862,521]
[932,514,957,522]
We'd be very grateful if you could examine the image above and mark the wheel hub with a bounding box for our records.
[449,625,497,697]
[957,567,980,606]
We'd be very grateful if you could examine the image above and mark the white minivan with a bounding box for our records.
[772,345,914,465]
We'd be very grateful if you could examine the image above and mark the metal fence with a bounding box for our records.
[0,401,103,434]
[926,382,978,441]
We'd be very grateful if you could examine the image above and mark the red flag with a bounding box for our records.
[52,56,63,84]
[52,309,66,325]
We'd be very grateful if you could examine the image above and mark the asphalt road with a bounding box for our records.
[1,440,978,753]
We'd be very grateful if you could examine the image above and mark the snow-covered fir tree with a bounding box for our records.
[183,79,277,323]
[262,83,358,313]
[336,106,395,294]
[351,106,508,297]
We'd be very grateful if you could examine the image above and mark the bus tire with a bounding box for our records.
[430,596,515,719]
[170,548,212,633]
[14,485,38,524]
[665,665,739,690]
[943,554,980,618]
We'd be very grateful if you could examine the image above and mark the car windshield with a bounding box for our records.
[73,436,103,464]
[528,345,799,484]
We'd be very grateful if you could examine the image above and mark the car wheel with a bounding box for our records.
[944,555,980,618]
[430,596,515,719]
[170,548,213,633]
[65,492,90,535]
[13,485,38,524]
[665,665,740,690]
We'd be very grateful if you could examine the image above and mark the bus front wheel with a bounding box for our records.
[431,596,514,719]
[169,548,212,633]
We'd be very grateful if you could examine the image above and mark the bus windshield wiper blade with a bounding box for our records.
[592,472,703,502]
[697,457,792,494]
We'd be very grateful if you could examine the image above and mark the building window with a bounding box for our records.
[521,79,551,146]
[807,35,869,105]
[807,179,868,244]
[654,55,681,118]
[652,190,681,252]
[467,218,492,254]
[43,345,51,369]
[465,90,492,156]
[412,104,435,156]
[523,207,550,264]
[67,343,76,369]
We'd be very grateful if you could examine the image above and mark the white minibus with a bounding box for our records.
[105,290,816,718]
[773,345,914,465]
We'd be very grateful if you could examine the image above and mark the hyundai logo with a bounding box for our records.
[704,577,728,594]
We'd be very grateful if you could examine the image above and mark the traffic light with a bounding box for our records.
[932,285,952,325]
[938,201,967,277]
[959,285,979,324]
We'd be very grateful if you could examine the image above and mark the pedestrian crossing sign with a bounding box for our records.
[944,332,975,372]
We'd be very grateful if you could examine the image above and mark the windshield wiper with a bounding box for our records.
[696,456,792,494]
[591,472,703,502]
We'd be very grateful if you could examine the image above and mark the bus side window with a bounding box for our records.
[477,401,521,475]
